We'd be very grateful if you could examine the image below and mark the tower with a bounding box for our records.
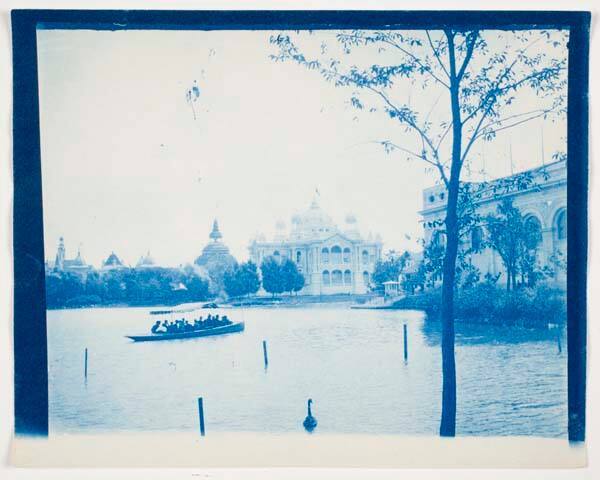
[54,237,65,271]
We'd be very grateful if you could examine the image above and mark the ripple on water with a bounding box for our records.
[47,306,567,437]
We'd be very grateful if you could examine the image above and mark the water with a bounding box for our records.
[47,305,567,437]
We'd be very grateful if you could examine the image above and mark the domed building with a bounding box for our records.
[195,219,237,294]
[102,251,126,271]
[249,199,382,295]
[136,251,157,269]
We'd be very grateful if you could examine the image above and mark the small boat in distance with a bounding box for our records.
[149,307,197,315]
[202,302,219,309]
[126,321,244,342]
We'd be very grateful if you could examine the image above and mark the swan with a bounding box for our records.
[303,398,317,433]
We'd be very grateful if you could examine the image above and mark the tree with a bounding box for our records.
[237,261,261,297]
[224,261,261,298]
[485,199,542,291]
[372,250,411,292]
[271,29,566,436]
[260,256,285,297]
[280,258,305,295]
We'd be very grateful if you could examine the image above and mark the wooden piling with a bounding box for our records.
[557,330,562,354]
[403,324,408,361]
[262,340,269,367]
[197,397,206,436]
[84,348,88,379]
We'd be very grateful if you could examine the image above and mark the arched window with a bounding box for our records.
[363,271,370,286]
[322,270,330,286]
[471,226,484,251]
[296,251,302,263]
[332,270,343,285]
[331,246,342,263]
[524,215,542,250]
[343,247,351,263]
[344,270,352,285]
[273,250,280,258]
[321,247,329,264]
[362,250,369,264]
[433,230,446,248]
[555,209,567,241]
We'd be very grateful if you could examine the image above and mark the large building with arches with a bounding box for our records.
[420,159,567,286]
[248,199,383,295]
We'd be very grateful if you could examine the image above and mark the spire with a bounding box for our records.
[54,236,65,271]
[209,219,222,242]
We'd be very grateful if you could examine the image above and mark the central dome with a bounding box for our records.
[290,199,336,240]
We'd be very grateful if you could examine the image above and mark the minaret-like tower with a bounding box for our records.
[54,237,65,271]
[209,219,222,242]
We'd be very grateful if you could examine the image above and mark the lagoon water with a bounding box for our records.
[48,305,567,437]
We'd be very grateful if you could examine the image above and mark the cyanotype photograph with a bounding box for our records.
[10,9,589,468]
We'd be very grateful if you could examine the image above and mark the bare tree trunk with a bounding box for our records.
[506,270,511,291]
[439,30,461,438]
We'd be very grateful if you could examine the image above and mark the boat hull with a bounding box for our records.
[126,322,244,342]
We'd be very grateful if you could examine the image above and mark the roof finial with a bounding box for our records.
[209,219,222,241]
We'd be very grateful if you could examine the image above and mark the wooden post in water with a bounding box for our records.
[84,348,88,379]
[262,340,269,368]
[557,330,562,354]
[197,397,206,436]
[403,324,408,362]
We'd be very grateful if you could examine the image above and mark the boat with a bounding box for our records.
[149,307,197,315]
[202,302,219,309]
[126,321,244,342]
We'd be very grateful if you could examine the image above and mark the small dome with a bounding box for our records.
[104,252,123,267]
[345,213,357,224]
[137,251,156,268]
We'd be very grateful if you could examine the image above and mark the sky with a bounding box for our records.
[37,29,567,268]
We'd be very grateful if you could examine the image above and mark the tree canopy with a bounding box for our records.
[223,261,261,298]
[260,256,305,296]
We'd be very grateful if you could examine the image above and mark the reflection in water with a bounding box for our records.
[421,316,565,347]
[47,305,566,437]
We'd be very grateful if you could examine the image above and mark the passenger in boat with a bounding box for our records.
[151,320,161,334]
[222,315,230,325]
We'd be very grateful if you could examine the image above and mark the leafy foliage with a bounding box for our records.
[223,261,261,298]
[394,283,566,327]
[260,256,306,296]
[485,199,542,290]
[45,267,210,309]
[371,250,411,290]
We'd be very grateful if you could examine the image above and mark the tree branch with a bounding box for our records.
[425,30,450,80]
[456,31,478,81]
[378,36,450,89]
[382,141,449,187]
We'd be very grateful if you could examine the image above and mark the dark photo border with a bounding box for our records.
[11,9,590,441]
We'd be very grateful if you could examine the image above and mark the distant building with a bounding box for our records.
[195,219,237,294]
[195,220,237,269]
[420,159,567,286]
[136,251,157,269]
[48,237,93,277]
[249,199,382,295]
[102,251,127,271]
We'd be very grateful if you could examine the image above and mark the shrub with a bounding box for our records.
[393,283,566,327]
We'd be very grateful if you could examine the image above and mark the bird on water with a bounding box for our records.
[303,398,317,433]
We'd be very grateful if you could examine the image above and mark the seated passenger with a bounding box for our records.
[151,320,161,334]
